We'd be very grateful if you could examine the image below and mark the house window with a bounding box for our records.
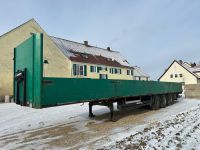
[170,74,173,78]
[180,74,183,77]
[101,66,107,71]
[115,68,121,74]
[100,74,108,79]
[73,64,87,76]
[175,74,178,78]
[110,68,114,74]
[114,68,117,74]
[110,68,121,74]
[80,65,84,75]
[135,76,141,80]
[90,66,97,73]
[131,70,133,75]
[127,70,133,75]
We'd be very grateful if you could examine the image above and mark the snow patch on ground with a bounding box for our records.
[1,98,200,149]
[100,99,200,149]
[0,102,107,136]
[0,102,108,149]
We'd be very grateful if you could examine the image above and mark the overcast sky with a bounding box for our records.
[1,0,200,79]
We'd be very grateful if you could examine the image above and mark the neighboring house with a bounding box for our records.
[133,66,150,81]
[159,60,200,84]
[0,18,148,100]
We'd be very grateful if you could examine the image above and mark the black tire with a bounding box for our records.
[150,96,160,110]
[160,95,167,108]
[167,94,173,105]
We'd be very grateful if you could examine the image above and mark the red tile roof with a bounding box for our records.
[69,50,133,69]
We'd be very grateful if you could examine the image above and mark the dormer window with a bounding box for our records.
[107,58,112,61]
[82,54,88,59]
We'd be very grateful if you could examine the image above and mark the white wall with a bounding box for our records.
[159,61,197,84]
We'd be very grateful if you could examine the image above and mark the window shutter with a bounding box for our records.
[73,64,76,75]
[120,69,121,74]
[84,65,87,76]
[97,66,100,73]
[131,70,133,75]
[105,67,107,71]
[90,66,93,72]
[115,68,117,74]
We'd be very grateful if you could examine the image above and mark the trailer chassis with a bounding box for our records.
[88,93,180,121]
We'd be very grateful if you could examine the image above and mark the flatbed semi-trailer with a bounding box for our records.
[14,33,182,120]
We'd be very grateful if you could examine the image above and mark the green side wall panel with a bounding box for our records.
[42,78,182,108]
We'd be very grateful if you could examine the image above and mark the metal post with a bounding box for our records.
[109,102,114,121]
[23,68,27,106]
[89,102,95,117]
[16,81,20,105]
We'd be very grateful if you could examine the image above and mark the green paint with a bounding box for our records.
[14,33,43,108]
[41,78,182,108]
[14,33,182,109]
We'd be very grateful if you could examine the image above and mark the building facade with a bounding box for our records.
[50,36,135,80]
[159,60,200,84]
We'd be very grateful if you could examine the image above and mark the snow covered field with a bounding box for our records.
[0,98,200,150]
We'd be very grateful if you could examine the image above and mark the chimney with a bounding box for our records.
[191,62,196,67]
[178,60,183,64]
[84,41,88,46]
[107,47,111,51]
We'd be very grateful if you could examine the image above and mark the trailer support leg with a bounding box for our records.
[109,102,114,121]
[89,102,95,117]
[88,101,115,121]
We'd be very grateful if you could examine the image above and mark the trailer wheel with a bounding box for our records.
[160,95,167,108]
[150,96,160,110]
[167,94,173,105]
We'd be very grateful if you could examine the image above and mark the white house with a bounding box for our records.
[159,60,200,85]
